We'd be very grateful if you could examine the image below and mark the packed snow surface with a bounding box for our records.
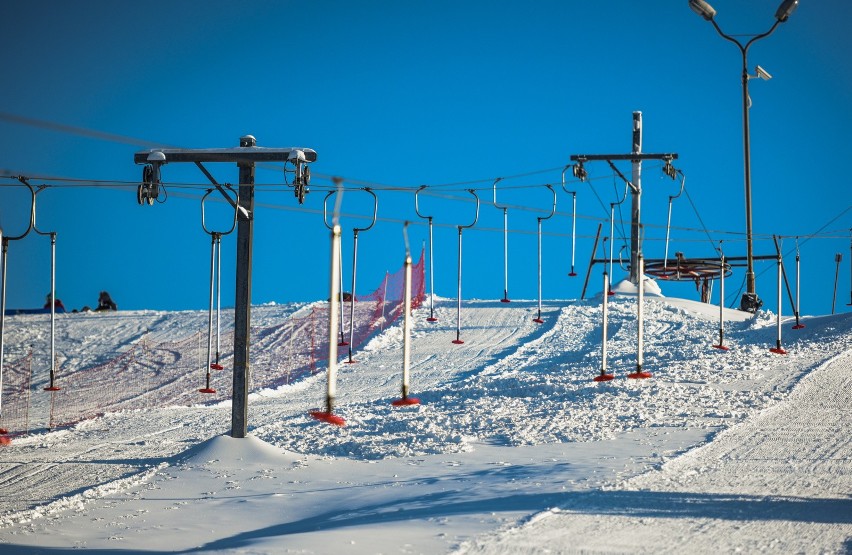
[0,293,850,553]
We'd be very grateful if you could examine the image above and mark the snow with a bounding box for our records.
[0,293,850,553]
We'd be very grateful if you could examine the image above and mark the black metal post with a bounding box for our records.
[232,135,255,438]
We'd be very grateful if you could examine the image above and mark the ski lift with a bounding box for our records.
[198,187,239,393]
[492,178,511,303]
[452,190,480,345]
[32,185,61,391]
[533,185,556,324]
[342,188,378,364]
[561,164,582,277]
[414,186,438,322]
[0,180,36,437]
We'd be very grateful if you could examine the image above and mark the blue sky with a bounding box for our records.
[1,0,850,316]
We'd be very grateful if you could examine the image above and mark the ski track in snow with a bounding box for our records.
[456,347,852,555]
[0,295,850,553]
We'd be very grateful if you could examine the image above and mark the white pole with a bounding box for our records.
[629,254,650,378]
[311,224,343,422]
[402,252,412,396]
[328,225,341,410]
[593,269,613,381]
[714,252,729,350]
[771,252,786,354]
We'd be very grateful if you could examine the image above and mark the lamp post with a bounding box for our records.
[688,0,799,313]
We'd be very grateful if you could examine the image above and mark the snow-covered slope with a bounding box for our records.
[0,294,849,553]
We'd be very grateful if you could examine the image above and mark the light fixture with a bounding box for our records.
[688,0,716,21]
[755,65,773,80]
[775,0,799,22]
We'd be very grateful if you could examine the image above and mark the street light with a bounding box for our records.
[688,0,799,313]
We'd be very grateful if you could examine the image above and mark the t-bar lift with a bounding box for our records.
[133,136,317,438]
[571,112,678,286]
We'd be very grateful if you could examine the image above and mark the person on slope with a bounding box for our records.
[43,293,66,312]
[95,291,117,311]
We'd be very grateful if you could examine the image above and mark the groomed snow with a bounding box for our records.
[0,292,850,553]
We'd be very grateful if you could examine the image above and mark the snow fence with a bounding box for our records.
[6,251,424,432]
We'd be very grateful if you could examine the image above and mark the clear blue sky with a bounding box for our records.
[1,0,850,316]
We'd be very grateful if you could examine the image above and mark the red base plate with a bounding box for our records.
[0,436,10,446]
[501,298,511,303]
[210,363,224,370]
[0,428,8,435]
[427,317,438,322]
[791,324,805,330]
[533,318,544,324]
[568,272,578,277]
[391,397,421,406]
[338,341,349,347]
[627,371,652,379]
[310,411,346,426]
[712,344,730,351]
[43,386,61,391]
[593,373,615,382]
[345,359,358,364]
[607,291,616,296]
[199,387,216,393]
[452,339,465,344]
[770,347,787,355]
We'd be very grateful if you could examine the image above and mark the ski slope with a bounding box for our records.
[0,290,850,553]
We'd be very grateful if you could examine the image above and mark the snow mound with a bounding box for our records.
[179,434,303,467]
[611,276,663,296]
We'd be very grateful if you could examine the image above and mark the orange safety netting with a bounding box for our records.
[0,352,32,437]
[42,249,425,430]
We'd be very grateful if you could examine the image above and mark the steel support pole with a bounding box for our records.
[47,232,57,390]
[770,252,786,354]
[630,112,642,285]
[793,246,805,329]
[714,252,729,350]
[347,230,360,361]
[832,253,842,315]
[454,227,464,344]
[231,135,255,438]
[502,207,509,302]
[535,216,544,323]
[427,218,437,321]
